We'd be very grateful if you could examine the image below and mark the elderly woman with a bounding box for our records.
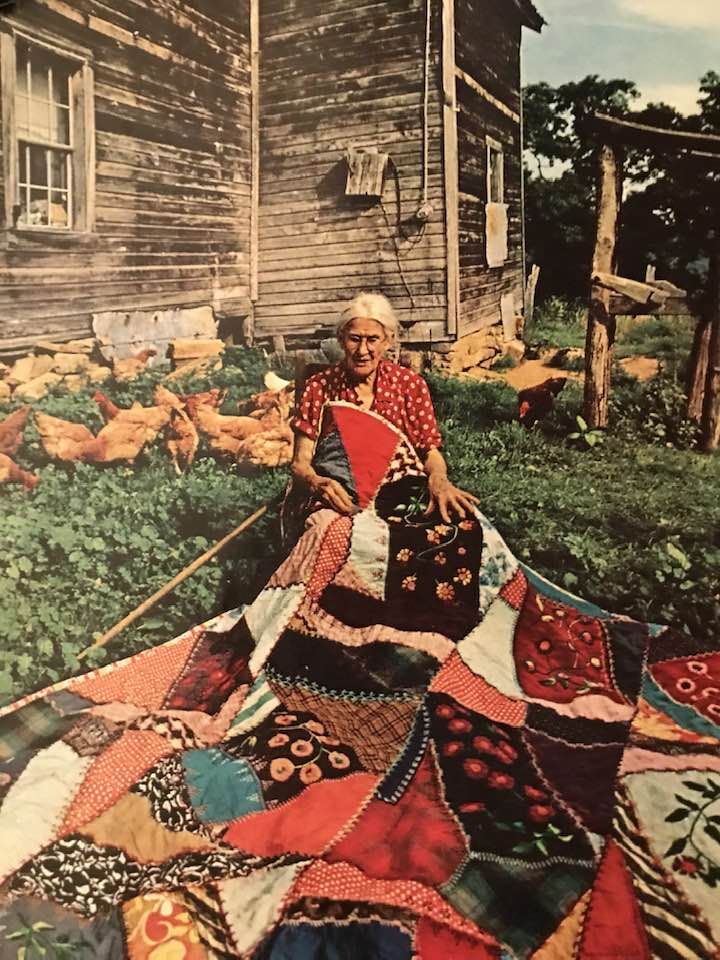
[291,292,478,523]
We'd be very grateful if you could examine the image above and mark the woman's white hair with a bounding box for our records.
[337,292,398,343]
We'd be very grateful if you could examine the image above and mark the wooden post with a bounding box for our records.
[441,0,460,338]
[249,0,260,311]
[687,318,711,422]
[584,143,623,428]
[523,264,540,336]
[701,245,720,451]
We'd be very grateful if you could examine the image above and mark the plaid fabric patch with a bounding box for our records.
[442,857,595,959]
[0,698,76,761]
[64,715,123,758]
[268,678,421,773]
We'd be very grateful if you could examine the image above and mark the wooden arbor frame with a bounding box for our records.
[582,112,720,450]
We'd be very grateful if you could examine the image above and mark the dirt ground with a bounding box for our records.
[462,354,659,391]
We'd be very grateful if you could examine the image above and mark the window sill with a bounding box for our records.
[0,227,101,251]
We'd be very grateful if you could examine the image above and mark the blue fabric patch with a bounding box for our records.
[376,702,429,804]
[313,427,358,503]
[257,921,413,960]
[182,748,265,823]
[643,674,720,740]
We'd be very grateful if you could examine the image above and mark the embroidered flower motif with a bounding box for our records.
[426,529,441,544]
[274,714,298,727]
[435,703,455,719]
[396,548,413,563]
[457,546,467,556]
[472,736,494,753]
[676,678,696,693]
[434,524,451,535]
[459,520,474,531]
[488,770,514,790]
[304,720,325,734]
[290,739,314,758]
[528,803,555,824]
[269,757,295,782]
[524,785,548,802]
[673,856,699,876]
[448,717,472,734]
[434,552,448,566]
[299,763,323,785]
[454,567,472,586]
[463,758,489,780]
[687,661,708,675]
[402,575,417,592]
[442,741,464,757]
[459,801,485,814]
[436,582,455,602]
[268,733,289,748]
[494,741,518,765]
[328,751,351,769]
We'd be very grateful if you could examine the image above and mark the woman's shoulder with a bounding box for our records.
[380,360,429,390]
[303,362,343,391]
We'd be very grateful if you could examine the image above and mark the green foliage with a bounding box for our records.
[429,377,720,646]
[0,347,286,705]
[615,314,695,376]
[524,72,720,302]
[526,297,586,350]
[2,360,719,707]
[610,371,700,449]
[567,415,605,448]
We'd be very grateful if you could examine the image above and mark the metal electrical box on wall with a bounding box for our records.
[344,147,389,197]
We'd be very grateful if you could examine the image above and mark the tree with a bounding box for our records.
[524,72,720,302]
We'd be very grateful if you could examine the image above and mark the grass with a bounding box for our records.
[529,297,696,378]
[0,325,717,705]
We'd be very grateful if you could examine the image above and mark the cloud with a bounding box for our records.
[637,83,703,115]
[618,0,720,30]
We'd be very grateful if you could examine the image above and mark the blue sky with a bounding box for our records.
[523,0,720,116]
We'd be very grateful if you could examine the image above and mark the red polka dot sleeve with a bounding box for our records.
[404,373,443,452]
[293,376,325,440]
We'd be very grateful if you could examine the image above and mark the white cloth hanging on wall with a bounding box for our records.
[485,202,508,268]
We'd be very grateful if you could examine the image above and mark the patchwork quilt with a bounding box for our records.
[0,402,718,959]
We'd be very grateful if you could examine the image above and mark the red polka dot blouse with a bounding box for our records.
[293,360,443,454]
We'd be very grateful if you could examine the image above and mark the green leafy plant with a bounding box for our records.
[567,414,605,448]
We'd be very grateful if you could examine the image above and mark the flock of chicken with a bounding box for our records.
[0,374,295,492]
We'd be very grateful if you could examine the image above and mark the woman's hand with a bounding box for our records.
[423,448,479,523]
[426,474,480,523]
[310,475,357,515]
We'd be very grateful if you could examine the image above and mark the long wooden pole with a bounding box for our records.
[584,142,623,428]
[79,501,274,659]
[701,244,720,451]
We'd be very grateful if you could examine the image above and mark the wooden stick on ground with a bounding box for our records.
[79,500,276,659]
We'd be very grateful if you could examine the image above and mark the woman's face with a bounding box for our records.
[340,317,389,382]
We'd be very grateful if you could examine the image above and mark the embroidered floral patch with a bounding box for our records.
[513,585,625,704]
[429,694,594,863]
[225,707,363,805]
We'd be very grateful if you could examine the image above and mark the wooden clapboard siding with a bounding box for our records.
[255,0,449,342]
[455,0,525,337]
[0,0,251,351]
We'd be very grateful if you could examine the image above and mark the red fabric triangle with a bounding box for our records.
[578,839,650,960]
[223,772,377,858]
[415,918,497,960]
[330,405,400,508]
[326,750,467,887]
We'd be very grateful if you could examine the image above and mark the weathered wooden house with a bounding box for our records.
[0,0,542,356]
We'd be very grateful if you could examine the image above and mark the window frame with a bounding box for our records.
[1,25,95,236]
[486,136,505,205]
